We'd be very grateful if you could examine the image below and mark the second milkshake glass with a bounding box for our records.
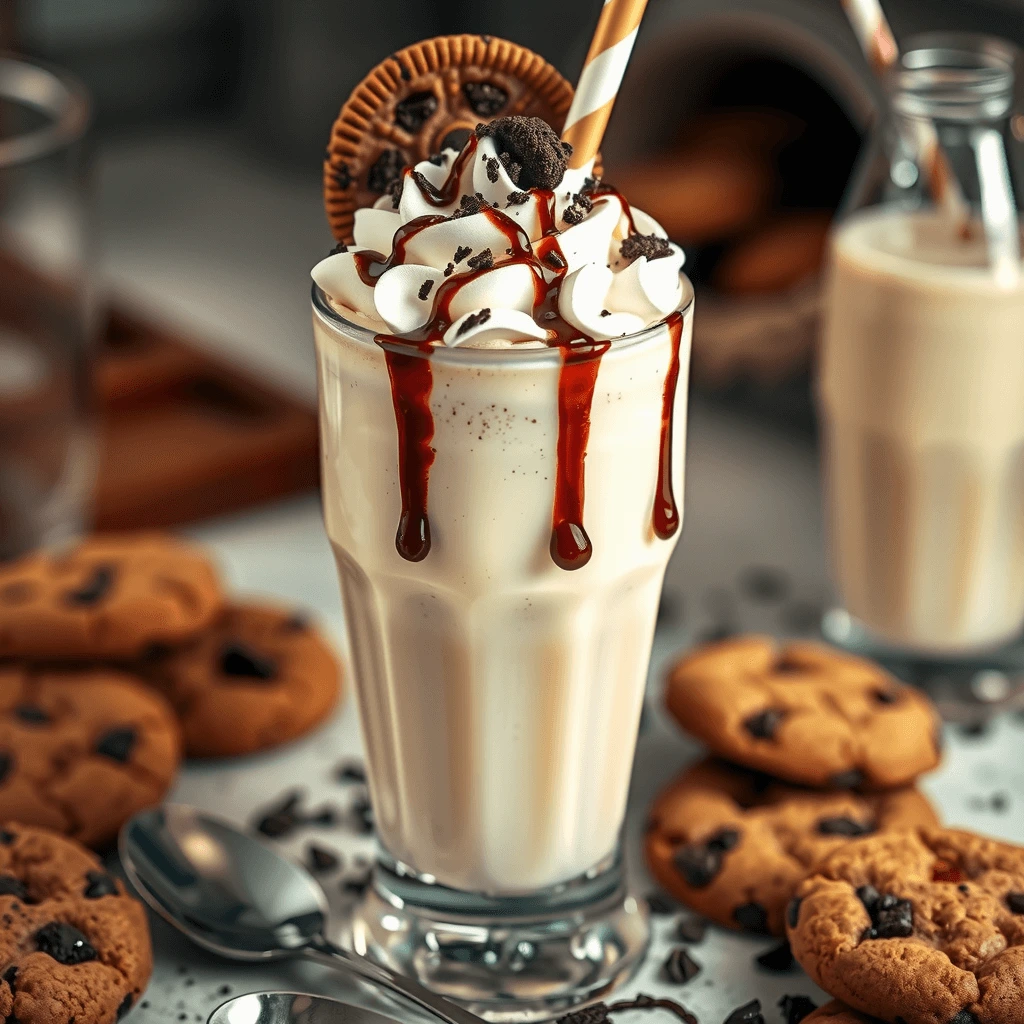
[313,279,693,1021]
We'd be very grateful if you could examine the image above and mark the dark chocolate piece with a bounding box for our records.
[35,922,97,965]
[394,91,438,133]
[95,728,136,763]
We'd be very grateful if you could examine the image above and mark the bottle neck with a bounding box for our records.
[891,36,1016,126]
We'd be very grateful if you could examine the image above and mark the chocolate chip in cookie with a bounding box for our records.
[36,921,98,964]
[674,828,739,887]
[744,709,785,740]
[220,642,278,680]
[856,885,913,939]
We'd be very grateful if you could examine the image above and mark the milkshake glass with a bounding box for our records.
[820,36,1024,674]
[314,280,692,1019]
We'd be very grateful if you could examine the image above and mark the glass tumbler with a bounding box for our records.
[0,56,93,562]
[313,279,693,1021]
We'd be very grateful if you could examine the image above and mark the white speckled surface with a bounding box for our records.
[97,130,1024,1024]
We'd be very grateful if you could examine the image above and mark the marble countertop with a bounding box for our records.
[97,127,1024,1024]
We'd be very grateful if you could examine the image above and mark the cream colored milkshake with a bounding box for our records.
[315,301,691,894]
[312,116,692,894]
[821,206,1024,652]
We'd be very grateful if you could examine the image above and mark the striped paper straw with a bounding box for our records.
[840,0,968,221]
[562,0,650,170]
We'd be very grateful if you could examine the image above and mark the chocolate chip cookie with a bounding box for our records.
[141,603,341,757]
[665,636,942,789]
[788,828,1024,1024]
[0,666,181,849]
[324,34,575,244]
[645,758,939,935]
[803,1005,879,1024]
[0,533,224,660]
[0,824,152,1024]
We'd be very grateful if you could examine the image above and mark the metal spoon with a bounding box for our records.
[208,992,404,1024]
[120,805,482,1024]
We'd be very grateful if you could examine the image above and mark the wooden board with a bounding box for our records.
[94,306,320,530]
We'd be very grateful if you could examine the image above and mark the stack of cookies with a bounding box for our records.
[0,532,343,849]
[649,635,1024,1024]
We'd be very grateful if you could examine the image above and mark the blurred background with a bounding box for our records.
[2,0,1023,543]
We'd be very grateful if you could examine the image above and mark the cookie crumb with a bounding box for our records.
[506,191,530,205]
[620,233,673,264]
[454,245,472,264]
[600,309,610,317]
[778,995,816,1024]
[367,150,406,194]
[306,844,342,874]
[485,156,501,183]
[444,262,455,277]
[463,81,508,117]
[755,939,794,971]
[674,916,706,943]
[457,309,492,337]
[394,91,438,133]
[723,1000,764,1024]
[418,279,434,301]
[662,947,701,984]
[467,248,494,271]
[476,116,568,190]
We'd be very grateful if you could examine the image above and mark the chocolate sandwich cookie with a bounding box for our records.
[788,828,1024,1024]
[645,758,939,935]
[141,603,341,758]
[0,665,181,849]
[0,824,152,1024]
[324,34,575,244]
[664,635,942,789]
[0,533,224,660]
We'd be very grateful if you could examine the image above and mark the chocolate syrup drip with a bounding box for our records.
[366,178,660,569]
[383,344,435,561]
[414,135,480,207]
[653,311,684,540]
[550,341,609,570]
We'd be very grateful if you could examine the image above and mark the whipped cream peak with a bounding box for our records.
[312,116,685,347]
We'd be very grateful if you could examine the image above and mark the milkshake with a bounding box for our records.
[312,102,691,1015]
[820,206,1024,652]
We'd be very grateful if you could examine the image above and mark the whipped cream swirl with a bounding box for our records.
[312,119,685,347]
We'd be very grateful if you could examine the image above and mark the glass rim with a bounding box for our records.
[892,32,1018,122]
[311,274,694,366]
[0,55,91,168]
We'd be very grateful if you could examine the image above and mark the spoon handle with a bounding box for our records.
[304,936,484,1024]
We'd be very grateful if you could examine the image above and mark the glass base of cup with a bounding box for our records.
[343,851,650,1022]
[822,607,1024,713]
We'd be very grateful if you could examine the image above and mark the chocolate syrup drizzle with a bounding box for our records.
[366,148,681,568]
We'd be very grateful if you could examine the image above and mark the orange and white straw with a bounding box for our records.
[562,0,650,170]
[840,0,967,221]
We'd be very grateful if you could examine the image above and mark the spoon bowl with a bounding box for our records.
[120,805,483,1024]
[121,805,328,960]
[208,992,404,1024]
